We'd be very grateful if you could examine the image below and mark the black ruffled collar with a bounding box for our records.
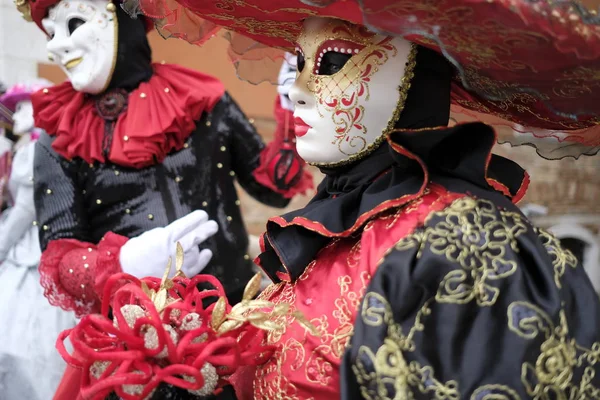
[256,122,529,284]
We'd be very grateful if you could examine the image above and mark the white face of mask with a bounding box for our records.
[289,17,415,166]
[12,101,35,135]
[42,0,117,94]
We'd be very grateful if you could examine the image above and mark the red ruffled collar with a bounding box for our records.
[32,63,225,168]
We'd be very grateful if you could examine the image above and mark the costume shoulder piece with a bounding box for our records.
[342,194,600,398]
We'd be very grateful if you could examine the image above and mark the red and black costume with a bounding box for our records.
[32,3,310,320]
[54,0,600,399]
[234,47,584,399]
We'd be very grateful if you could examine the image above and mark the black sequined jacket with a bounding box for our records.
[34,92,289,299]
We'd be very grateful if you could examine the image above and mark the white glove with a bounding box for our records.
[119,210,218,279]
[277,52,297,112]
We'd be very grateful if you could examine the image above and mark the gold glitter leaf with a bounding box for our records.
[162,257,172,284]
[216,319,244,334]
[250,319,283,331]
[211,297,227,329]
[141,282,153,299]
[154,289,168,313]
[175,242,184,276]
[14,0,32,22]
[243,273,263,301]
[293,311,320,337]
[229,300,274,315]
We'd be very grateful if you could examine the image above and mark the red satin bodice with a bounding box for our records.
[233,186,455,399]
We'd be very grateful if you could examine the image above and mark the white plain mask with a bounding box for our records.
[12,101,35,135]
[289,17,415,166]
[42,0,118,94]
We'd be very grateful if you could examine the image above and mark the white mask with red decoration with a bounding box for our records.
[289,17,415,167]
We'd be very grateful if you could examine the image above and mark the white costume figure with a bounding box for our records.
[0,82,77,400]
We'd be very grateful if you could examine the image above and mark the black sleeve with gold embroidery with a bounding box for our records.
[341,196,600,399]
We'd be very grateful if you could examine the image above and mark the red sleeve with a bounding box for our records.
[252,97,314,198]
[39,232,129,318]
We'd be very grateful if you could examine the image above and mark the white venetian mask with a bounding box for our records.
[289,17,415,166]
[12,101,35,135]
[277,52,298,111]
[42,0,118,94]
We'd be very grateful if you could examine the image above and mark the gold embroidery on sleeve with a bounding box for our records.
[354,292,458,400]
[508,301,600,399]
[536,228,578,289]
[470,384,522,400]
[395,197,528,306]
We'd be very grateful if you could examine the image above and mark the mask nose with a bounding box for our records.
[46,33,73,62]
[289,83,311,107]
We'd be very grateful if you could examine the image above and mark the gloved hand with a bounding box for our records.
[119,210,218,279]
[277,52,297,112]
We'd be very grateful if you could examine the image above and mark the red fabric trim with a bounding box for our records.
[31,63,225,168]
[252,97,314,198]
[265,122,528,239]
[52,363,83,400]
[39,239,101,318]
[513,171,530,205]
[95,232,129,303]
[487,179,512,198]
[252,143,314,198]
[253,234,267,269]
[39,234,126,318]
[481,126,513,198]
[398,123,527,202]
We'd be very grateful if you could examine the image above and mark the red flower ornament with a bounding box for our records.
[57,243,316,400]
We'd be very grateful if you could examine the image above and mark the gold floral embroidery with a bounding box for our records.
[536,228,578,289]
[348,195,598,400]
[395,197,528,306]
[354,292,458,400]
[470,384,521,400]
[507,301,600,399]
[254,238,372,398]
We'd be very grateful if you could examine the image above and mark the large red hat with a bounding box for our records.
[126,0,600,159]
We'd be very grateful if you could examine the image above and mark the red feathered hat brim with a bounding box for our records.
[127,0,600,159]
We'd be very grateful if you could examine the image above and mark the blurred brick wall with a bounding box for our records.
[493,143,600,216]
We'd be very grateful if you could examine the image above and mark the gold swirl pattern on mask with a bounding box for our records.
[508,301,600,399]
[308,42,417,168]
[395,197,528,307]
